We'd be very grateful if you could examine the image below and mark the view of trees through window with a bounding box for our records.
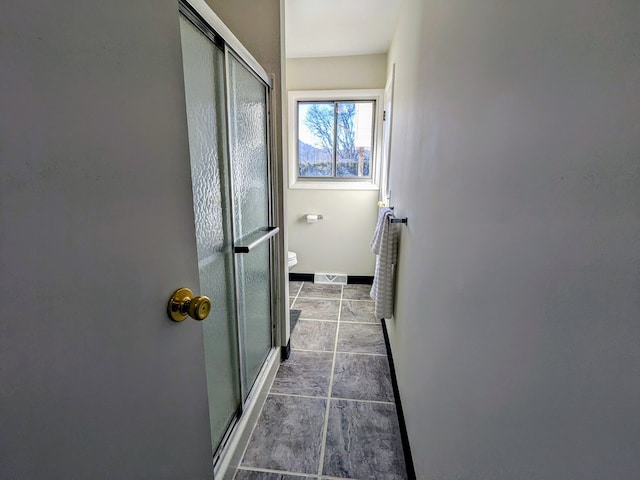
[298,100,374,178]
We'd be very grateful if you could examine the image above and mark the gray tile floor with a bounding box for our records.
[233,282,408,480]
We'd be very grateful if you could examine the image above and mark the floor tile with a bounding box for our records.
[242,395,327,474]
[341,284,372,300]
[340,300,377,323]
[290,320,337,352]
[299,283,342,299]
[272,350,333,396]
[337,323,386,355]
[235,294,410,480]
[288,281,303,298]
[331,353,394,402]
[292,298,340,321]
[323,400,407,480]
[235,470,310,480]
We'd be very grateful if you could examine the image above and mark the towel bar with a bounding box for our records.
[387,207,407,224]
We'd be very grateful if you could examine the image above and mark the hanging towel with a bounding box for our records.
[370,207,399,319]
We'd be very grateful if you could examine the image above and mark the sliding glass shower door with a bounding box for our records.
[180,14,240,455]
[227,53,274,398]
[179,9,277,459]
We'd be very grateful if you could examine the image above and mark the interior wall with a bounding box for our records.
[286,54,386,276]
[387,0,640,478]
[287,54,387,91]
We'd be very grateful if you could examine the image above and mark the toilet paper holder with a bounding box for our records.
[304,214,323,223]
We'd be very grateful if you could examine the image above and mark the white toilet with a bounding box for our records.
[287,251,297,270]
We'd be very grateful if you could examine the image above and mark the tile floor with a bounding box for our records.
[233,282,408,480]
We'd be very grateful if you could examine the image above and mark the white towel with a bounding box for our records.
[370,207,399,319]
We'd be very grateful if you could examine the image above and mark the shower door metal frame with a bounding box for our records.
[224,45,279,403]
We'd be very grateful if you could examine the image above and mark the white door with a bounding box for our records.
[0,1,241,478]
[380,64,396,205]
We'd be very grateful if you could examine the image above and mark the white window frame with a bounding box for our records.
[288,89,384,190]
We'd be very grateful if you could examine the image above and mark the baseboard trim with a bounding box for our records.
[289,273,373,285]
[381,319,417,480]
[280,339,291,361]
[288,272,314,282]
[347,275,374,285]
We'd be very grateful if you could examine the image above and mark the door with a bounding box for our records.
[179,14,242,456]
[178,10,277,458]
[380,64,396,205]
[226,52,275,399]
[0,2,234,479]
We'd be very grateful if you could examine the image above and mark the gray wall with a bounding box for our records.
[387,0,640,477]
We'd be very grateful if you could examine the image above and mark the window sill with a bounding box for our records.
[289,180,380,191]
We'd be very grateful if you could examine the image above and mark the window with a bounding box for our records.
[289,90,384,190]
[298,101,374,178]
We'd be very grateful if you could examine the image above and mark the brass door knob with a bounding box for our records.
[167,288,211,322]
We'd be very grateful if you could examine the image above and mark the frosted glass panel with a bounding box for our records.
[227,54,273,394]
[179,16,240,454]
[227,55,270,240]
[236,242,272,392]
[181,15,275,448]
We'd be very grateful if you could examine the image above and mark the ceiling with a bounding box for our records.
[285,0,400,59]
